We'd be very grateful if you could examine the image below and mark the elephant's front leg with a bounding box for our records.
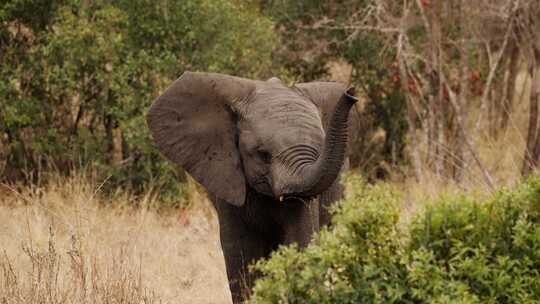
[282,199,320,249]
[214,201,274,303]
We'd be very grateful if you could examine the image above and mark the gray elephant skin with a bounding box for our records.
[147,71,358,303]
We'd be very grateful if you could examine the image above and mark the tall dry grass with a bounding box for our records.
[0,174,231,304]
[396,68,533,217]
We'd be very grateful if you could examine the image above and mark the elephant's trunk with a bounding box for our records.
[298,87,358,197]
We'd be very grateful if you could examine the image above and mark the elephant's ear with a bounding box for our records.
[294,82,360,149]
[147,72,256,206]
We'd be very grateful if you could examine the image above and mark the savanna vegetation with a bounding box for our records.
[1,0,540,303]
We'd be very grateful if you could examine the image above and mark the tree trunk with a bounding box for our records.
[433,0,446,179]
[452,0,467,182]
[396,30,423,181]
[454,32,469,182]
[500,45,520,132]
[522,58,540,176]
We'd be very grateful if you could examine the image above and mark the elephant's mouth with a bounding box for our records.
[252,177,274,197]
[257,182,312,203]
[278,194,313,203]
[251,180,311,203]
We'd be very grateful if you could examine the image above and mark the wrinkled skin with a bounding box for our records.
[147,72,357,303]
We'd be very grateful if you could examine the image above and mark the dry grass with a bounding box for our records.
[396,68,533,219]
[0,175,231,304]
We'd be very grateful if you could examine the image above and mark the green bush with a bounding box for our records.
[250,175,540,303]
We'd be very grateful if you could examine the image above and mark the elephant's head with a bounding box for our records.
[147,72,357,206]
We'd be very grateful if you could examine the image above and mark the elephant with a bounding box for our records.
[146,71,358,303]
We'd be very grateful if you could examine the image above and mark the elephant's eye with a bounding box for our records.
[257,149,272,164]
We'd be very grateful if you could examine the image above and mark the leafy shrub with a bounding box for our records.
[250,175,540,303]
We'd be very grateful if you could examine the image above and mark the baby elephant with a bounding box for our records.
[147,72,358,303]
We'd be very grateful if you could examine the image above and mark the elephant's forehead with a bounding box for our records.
[249,87,320,121]
[246,88,325,148]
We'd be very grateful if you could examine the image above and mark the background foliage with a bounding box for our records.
[250,174,540,303]
[0,0,276,205]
